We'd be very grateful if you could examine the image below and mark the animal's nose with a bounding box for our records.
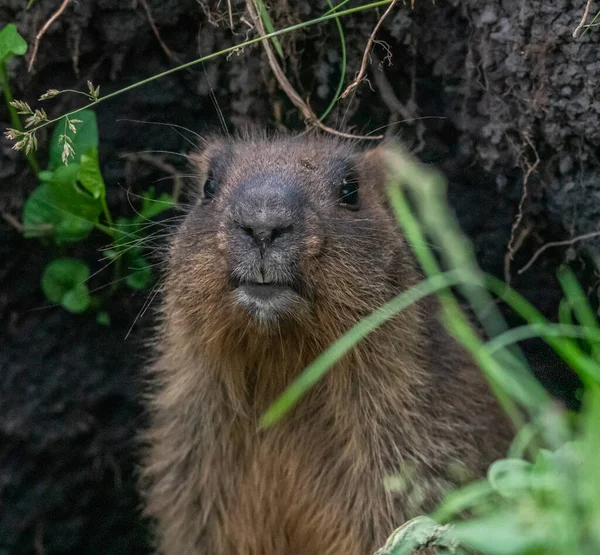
[232,172,300,255]
[237,221,294,255]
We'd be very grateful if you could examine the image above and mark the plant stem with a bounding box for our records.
[318,0,347,122]
[0,60,40,174]
[100,196,113,227]
[94,221,118,238]
[255,0,285,60]
[260,269,477,428]
[99,198,123,297]
[23,0,393,138]
[43,89,94,100]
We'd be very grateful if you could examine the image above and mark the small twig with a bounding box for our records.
[28,0,72,72]
[138,0,184,65]
[518,230,600,275]
[2,212,23,232]
[370,50,427,147]
[573,0,593,38]
[246,0,382,140]
[506,134,540,271]
[340,0,398,99]
[122,151,184,204]
[34,522,46,555]
[503,223,532,283]
[371,52,417,122]
[227,0,235,31]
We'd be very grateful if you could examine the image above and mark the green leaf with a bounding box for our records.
[41,258,91,313]
[487,458,533,498]
[78,147,106,200]
[28,113,105,243]
[449,512,545,555]
[37,170,53,182]
[23,163,103,243]
[96,311,111,326]
[139,187,174,220]
[62,284,91,313]
[0,24,28,62]
[23,182,93,242]
[126,254,153,291]
[48,110,99,170]
[103,248,119,260]
[374,516,459,555]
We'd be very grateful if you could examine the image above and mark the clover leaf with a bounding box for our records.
[41,258,91,313]
[78,147,106,200]
[0,24,27,63]
[125,253,153,291]
[48,110,99,171]
[23,160,103,243]
[139,186,175,220]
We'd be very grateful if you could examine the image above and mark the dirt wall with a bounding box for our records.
[0,1,596,553]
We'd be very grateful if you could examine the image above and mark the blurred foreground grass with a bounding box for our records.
[262,145,600,555]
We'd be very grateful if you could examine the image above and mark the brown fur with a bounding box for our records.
[139,133,513,555]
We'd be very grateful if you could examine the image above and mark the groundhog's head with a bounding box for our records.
[163,133,421,352]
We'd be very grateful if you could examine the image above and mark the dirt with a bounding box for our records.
[0,0,597,553]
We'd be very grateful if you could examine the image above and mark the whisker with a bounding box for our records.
[151,174,204,184]
[198,55,229,138]
[99,228,176,257]
[115,183,186,208]
[120,150,191,160]
[125,278,165,340]
[87,272,142,294]
[365,116,447,137]
[116,118,206,144]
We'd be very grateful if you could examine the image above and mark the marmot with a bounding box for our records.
[140,133,513,555]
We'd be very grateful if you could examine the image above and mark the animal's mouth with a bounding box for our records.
[230,275,308,324]
[237,282,296,299]
[231,272,304,298]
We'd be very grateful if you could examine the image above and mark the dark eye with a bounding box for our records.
[339,177,359,210]
[203,173,218,200]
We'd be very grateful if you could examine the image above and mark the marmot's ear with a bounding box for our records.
[361,139,406,193]
[188,136,230,179]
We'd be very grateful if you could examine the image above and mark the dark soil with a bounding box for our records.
[0,0,597,553]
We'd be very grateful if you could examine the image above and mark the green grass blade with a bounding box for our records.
[382,149,529,371]
[323,0,352,15]
[485,274,600,386]
[484,323,600,355]
[581,9,600,37]
[557,265,600,360]
[318,0,347,122]
[260,269,476,428]
[580,384,600,550]
[255,0,285,60]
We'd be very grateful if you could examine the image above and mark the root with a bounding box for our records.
[2,212,23,232]
[340,0,398,99]
[505,133,540,283]
[518,230,600,275]
[503,224,532,283]
[573,0,594,38]
[371,49,425,148]
[138,0,184,65]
